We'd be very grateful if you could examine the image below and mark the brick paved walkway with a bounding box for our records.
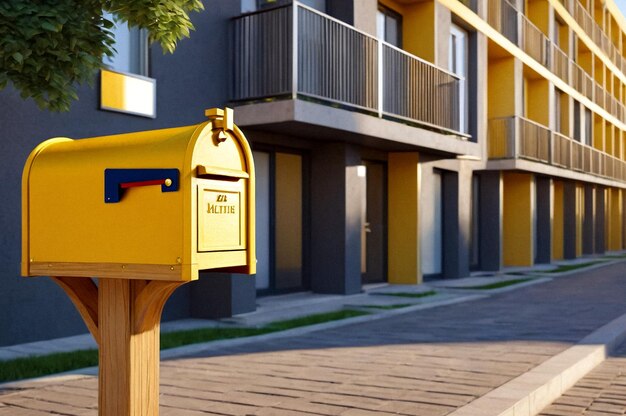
[1,263,626,416]
[539,340,626,416]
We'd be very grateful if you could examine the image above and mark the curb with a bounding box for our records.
[447,311,626,416]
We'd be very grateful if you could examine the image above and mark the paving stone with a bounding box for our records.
[4,263,626,415]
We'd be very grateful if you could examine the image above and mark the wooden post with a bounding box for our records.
[53,277,183,416]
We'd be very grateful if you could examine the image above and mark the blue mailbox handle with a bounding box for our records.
[104,169,180,203]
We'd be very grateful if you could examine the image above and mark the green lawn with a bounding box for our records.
[373,290,437,299]
[0,309,368,383]
[357,303,414,310]
[452,278,534,290]
[545,261,604,273]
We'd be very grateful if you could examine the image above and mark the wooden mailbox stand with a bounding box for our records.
[54,276,184,416]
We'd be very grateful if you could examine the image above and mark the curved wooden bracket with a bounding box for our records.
[52,276,100,345]
[133,280,185,334]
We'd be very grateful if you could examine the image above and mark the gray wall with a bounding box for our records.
[0,1,240,346]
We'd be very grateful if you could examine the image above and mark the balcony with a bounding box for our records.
[232,3,465,136]
[521,16,549,66]
[488,116,626,182]
[487,0,518,45]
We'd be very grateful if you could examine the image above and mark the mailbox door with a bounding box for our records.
[197,178,247,252]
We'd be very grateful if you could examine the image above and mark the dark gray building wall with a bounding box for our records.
[478,171,501,271]
[442,171,467,279]
[0,1,241,346]
[190,274,256,318]
[595,187,606,254]
[310,142,362,295]
[535,177,552,264]
[583,184,595,255]
[563,181,577,259]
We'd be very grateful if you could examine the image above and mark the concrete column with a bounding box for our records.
[434,1,451,69]
[583,184,595,255]
[351,0,376,36]
[535,176,552,264]
[310,142,362,295]
[563,181,577,259]
[553,180,565,260]
[388,152,420,284]
[595,186,606,254]
[479,171,502,271]
[502,172,534,267]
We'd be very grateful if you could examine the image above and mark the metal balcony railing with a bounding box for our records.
[233,3,464,135]
[488,0,519,45]
[551,44,569,82]
[521,16,549,66]
[487,116,550,163]
[571,62,594,100]
[488,116,626,183]
[594,83,605,109]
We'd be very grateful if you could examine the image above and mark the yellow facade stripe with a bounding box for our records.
[609,188,623,250]
[576,183,584,257]
[388,152,420,284]
[503,172,534,267]
[553,181,564,260]
[438,0,626,131]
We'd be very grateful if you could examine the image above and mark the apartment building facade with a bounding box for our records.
[1,0,625,346]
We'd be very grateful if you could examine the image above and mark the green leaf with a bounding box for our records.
[11,52,23,64]
[40,21,57,32]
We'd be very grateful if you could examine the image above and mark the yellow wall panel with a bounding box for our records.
[379,0,436,62]
[488,57,517,119]
[528,0,550,36]
[608,188,623,250]
[503,172,534,266]
[576,183,584,257]
[388,153,420,284]
[527,79,550,125]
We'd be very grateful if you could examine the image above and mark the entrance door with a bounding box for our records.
[362,161,387,283]
[422,171,443,277]
[449,23,468,134]
[252,150,305,293]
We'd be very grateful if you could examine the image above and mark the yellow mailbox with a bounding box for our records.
[22,108,255,281]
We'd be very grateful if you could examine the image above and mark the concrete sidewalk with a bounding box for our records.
[1,259,626,415]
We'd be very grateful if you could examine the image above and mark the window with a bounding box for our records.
[100,12,156,118]
[241,0,326,13]
[377,5,402,47]
[450,23,469,134]
[102,12,148,76]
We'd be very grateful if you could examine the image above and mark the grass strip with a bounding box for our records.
[544,261,604,273]
[373,290,437,299]
[357,304,414,310]
[451,278,533,290]
[0,309,368,383]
